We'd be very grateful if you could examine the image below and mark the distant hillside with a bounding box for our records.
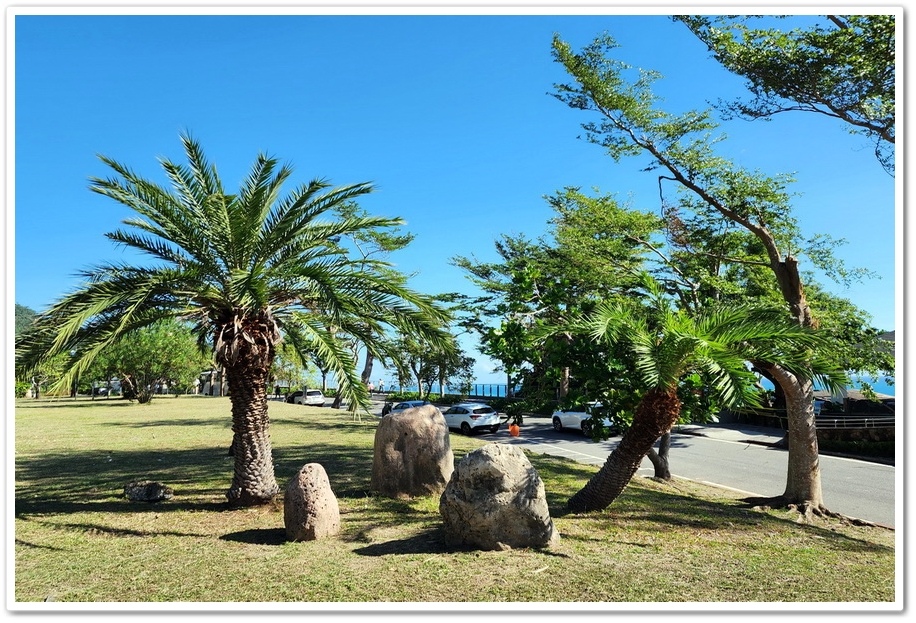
[15,304,37,337]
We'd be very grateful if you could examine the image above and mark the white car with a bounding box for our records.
[292,389,325,406]
[442,402,502,435]
[551,401,618,437]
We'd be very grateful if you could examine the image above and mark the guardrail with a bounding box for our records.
[814,414,896,429]
[730,407,895,430]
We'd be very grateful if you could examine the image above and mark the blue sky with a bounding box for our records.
[9,6,899,386]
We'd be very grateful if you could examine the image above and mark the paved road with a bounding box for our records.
[497,417,897,528]
[367,400,896,528]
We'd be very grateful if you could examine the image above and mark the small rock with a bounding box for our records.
[284,463,341,542]
[124,481,173,503]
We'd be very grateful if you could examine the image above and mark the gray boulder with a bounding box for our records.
[124,481,173,503]
[439,443,559,551]
[284,463,341,542]
[371,404,454,499]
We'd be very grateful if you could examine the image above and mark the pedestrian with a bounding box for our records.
[378,379,385,394]
[274,385,281,399]
[368,381,375,395]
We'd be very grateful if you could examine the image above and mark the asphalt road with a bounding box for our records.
[495,417,897,528]
[369,399,895,528]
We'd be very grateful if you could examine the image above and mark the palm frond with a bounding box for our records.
[283,315,370,413]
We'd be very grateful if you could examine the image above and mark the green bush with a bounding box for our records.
[15,381,31,398]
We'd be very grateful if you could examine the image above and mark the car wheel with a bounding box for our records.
[490,425,499,434]
[460,422,472,435]
[552,417,563,432]
[581,421,593,437]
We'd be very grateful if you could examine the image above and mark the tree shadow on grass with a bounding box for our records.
[273,444,376,498]
[102,418,230,429]
[351,525,451,556]
[15,440,379,519]
[220,528,288,546]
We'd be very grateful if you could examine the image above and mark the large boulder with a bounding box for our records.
[371,404,454,499]
[439,443,559,551]
[284,463,340,542]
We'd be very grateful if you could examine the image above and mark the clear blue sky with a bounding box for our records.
[9,6,899,386]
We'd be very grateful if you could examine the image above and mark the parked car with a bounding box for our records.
[441,402,501,435]
[552,401,619,437]
[383,399,431,416]
[287,390,326,406]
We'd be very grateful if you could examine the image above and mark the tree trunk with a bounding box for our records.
[223,340,279,507]
[755,361,823,512]
[646,431,672,480]
[568,387,680,512]
[360,351,374,386]
[759,254,827,511]
[559,366,571,398]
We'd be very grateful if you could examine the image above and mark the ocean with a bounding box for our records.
[393,377,896,398]
[759,375,895,397]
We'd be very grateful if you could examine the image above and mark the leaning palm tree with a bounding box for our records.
[16,134,451,507]
[567,292,845,513]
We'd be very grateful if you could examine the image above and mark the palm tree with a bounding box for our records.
[16,134,451,507]
[566,291,844,513]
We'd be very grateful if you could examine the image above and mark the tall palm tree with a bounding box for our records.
[567,292,845,513]
[16,134,451,507]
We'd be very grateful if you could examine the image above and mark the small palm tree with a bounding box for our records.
[567,289,844,513]
[16,134,450,507]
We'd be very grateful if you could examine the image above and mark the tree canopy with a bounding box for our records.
[676,14,895,174]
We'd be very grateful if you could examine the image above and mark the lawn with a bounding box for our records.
[12,395,897,609]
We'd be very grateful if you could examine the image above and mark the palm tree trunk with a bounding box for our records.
[646,431,672,479]
[224,354,280,507]
[568,387,680,512]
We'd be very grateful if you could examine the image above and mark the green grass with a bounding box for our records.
[13,396,896,605]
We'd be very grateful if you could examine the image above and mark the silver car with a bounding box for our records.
[442,402,501,435]
[551,401,618,437]
[383,399,431,416]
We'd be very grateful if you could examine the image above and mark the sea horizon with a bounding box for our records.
[384,376,896,398]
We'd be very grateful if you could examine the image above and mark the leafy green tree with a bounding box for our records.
[269,340,314,395]
[15,134,450,507]
[567,284,844,512]
[452,191,667,421]
[551,33,888,517]
[86,319,211,403]
[433,345,476,399]
[332,201,418,387]
[677,15,895,174]
[452,229,617,407]
[385,325,470,400]
[21,351,69,399]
